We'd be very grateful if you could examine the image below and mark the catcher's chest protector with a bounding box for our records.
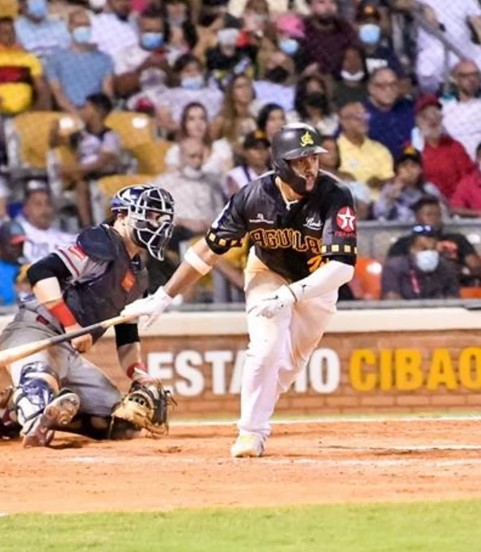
[64,226,148,341]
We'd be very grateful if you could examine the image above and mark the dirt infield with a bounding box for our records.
[2,418,481,514]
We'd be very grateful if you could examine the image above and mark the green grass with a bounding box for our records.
[0,500,478,552]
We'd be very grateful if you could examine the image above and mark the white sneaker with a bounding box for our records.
[231,433,266,458]
[23,391,80,448]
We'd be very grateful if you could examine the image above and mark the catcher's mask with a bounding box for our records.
[271,122,327,195]
[111,184,175,261]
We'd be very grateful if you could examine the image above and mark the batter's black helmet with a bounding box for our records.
[271,123,327,195]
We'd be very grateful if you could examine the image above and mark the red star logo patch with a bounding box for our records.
[336,206,356,232]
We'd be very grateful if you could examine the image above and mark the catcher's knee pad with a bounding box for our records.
[13,362,60,430]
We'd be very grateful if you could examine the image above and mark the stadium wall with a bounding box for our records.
[2,308,481,416]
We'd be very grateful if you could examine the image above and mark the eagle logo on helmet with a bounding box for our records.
[300,131,314,147]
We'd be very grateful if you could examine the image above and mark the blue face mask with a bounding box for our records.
[359,23,381,45]
[72,26,92,45]
[279,38,299,56]
[141,32,164,51]
[27,0,48,19]
[181,75,204,90]
[415,249,439,273]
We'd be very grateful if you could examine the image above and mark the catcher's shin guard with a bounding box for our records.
[22,389,80,448]
[13,362,60,432]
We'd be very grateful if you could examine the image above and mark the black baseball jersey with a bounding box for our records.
[205,171,357,282]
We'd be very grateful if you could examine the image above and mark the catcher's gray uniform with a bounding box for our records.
[1,226,147,432]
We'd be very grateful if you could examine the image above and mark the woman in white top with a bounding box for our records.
[165,102,233,180]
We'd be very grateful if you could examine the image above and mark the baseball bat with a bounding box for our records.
[0,314,135,367]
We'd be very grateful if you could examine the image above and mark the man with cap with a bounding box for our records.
[356,4,404,78]
[0,220,27,306]
[412,94,474,200]
[373,145,447,222]
[381,223,460,300]
[224,130,270,196]
[121,122,357,458]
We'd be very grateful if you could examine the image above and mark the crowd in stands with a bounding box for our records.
[1,0,481,306]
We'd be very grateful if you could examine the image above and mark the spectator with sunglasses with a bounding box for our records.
[381,224,460,300]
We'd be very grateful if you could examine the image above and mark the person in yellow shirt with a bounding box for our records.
[337,101,394,200]
[0,16,49,115]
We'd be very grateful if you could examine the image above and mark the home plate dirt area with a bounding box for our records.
[2,418,481,514]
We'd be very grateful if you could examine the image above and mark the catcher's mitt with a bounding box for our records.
[111,379,176,437]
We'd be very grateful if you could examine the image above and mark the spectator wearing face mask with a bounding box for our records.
[253,50,295,113]
[300,0,359,77]
[388,196,481,288]
[332,46,369,109]
[45,8,113,119]
[15,0,70,61]
[275,12,305,74]
[91,0,138,58]
[292,74,338,136]
[156,53,224,134]
[152,136,225,250]
[381,224,460,300]
[114,6,171,112]
[355,4,405,79]
[205,27,255,89]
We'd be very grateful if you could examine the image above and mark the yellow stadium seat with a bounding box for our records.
[131,141,172,175]
[7,111,80,169]
[0,0,18,18]
[97,174,154,200]
[105,112,156,151]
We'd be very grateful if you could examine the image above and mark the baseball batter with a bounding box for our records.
[122,123,357,458]
[0,184,175,446]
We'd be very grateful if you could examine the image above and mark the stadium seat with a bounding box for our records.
[97,174,154,200]
[353,257,383,300]
[131,141,173,175]
[460,287,481,299]
[105,112,156,151]
[0,0,18,17]
[5,112,80,170]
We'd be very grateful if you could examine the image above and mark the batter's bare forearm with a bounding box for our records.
[117,342,142,375]
[164,238,219,297]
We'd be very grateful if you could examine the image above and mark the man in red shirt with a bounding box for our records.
[413,95,474,200]
[451,142,481,217]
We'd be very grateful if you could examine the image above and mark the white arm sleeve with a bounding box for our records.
[289,260,355,302]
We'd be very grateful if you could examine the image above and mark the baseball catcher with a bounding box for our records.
[0,184,177,446]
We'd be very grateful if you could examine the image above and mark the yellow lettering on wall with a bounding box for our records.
[395,349,423,391]
[426,349,457,391]
[459,347,481,390]
[379,349,393,391]
[350,349,377,391]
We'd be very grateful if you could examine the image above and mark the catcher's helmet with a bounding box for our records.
[271,123,327,195]
[111,184,175,261]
